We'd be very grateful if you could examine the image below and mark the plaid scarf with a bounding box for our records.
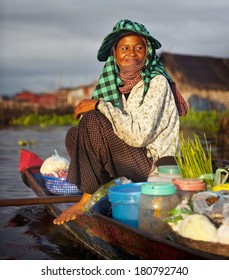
[92,38,188,116]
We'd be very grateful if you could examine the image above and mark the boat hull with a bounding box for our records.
[22,167,228,260]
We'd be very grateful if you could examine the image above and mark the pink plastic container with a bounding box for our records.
[172,178,206,201]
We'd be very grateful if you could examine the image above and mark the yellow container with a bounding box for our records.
[212,184,229,192]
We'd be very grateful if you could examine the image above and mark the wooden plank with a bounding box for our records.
[0,195,82,207]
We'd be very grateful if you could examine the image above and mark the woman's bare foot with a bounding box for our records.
[53,193,92,225]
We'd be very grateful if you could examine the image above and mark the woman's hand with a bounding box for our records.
[74,99,98,119]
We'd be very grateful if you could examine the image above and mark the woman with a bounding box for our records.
[53,19,188,225]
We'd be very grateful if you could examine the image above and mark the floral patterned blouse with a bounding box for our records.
[97,75,180,162]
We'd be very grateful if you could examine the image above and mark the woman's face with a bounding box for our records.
[115,35,147,67]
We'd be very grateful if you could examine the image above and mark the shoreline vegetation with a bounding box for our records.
[10,113,80,127]
[2,109,227,160]
[180,110,229,133]
[8,110,229,133]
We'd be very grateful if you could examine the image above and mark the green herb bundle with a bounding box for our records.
[175,133,214,187]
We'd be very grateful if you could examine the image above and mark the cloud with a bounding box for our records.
[0,0,229,95]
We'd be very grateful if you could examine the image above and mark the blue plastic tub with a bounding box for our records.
[108,182,149,228]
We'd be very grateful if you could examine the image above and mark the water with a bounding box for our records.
[0,126,228,260]
[0,126,102,260]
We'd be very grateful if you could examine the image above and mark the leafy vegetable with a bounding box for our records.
[166,207,193,224]
[175,133,214,188]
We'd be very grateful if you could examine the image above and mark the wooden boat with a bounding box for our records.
[21,165,229,260]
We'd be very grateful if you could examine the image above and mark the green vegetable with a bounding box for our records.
[83,177,131,212]
[166,207,193,224]
[175,133,214,188]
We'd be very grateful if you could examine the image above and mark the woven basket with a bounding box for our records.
[42,175,82,195]
[171,231,229,257]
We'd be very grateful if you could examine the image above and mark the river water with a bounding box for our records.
[0,126,102,260]
[0,126,228,260]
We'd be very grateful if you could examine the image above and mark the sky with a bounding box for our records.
[0,0,229,96]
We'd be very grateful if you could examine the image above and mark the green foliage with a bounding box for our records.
[10,110,229,131]
[180,110,229,133]
[10,113,79,127]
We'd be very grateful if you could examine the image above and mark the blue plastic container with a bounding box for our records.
[108,183,150,228]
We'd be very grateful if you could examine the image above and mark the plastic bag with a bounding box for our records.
[40,150,69,175]
[192,191,229,224]
[214,168,229,185]
[217,204,229,244]
[83,177,132,213]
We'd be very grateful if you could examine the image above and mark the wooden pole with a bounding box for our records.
[0,195,82,207]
